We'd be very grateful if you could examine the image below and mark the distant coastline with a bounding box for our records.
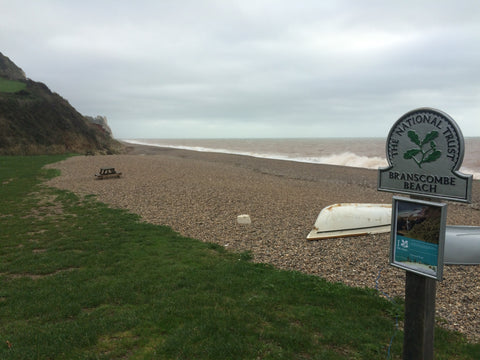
[122,137,480,179]
[122,137,389,170]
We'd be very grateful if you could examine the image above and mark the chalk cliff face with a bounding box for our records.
[0,53,122,155]
[0,52,26,80]
[85,115,113,136]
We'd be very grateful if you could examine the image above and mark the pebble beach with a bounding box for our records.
[45,143,480,341]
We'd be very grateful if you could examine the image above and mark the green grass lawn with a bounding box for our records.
[0,155,478,359]
[0,77,26,93]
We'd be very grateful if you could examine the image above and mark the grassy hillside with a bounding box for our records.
[0,77,26,93]
[0,77,122,155]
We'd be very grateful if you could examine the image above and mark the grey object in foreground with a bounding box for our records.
[307,203,480,265]
[444,226,480,265]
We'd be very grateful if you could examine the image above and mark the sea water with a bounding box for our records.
[124,137,480,179]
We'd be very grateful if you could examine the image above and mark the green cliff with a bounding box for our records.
[0,52,122,155]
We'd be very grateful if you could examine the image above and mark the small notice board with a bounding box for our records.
[390,196,447,280]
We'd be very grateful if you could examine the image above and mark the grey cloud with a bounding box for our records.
[1,0,479,138]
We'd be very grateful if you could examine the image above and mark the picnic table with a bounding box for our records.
[95,167,122,180]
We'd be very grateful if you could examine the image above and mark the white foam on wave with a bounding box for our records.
[460,167,480,180]
[310,152,388,169]
[125,139,246,156]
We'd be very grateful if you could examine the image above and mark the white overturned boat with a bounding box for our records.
[307,203,480,265]
[306,203,392,240]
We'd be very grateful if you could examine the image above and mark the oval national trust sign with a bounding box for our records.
[378,108,472,203]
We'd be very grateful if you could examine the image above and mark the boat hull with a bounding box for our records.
[306,203,392,240]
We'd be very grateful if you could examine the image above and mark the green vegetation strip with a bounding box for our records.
[0,77,26,93]
[0,155,478,359]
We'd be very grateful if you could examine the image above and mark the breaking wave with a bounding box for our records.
[310,152,388,170]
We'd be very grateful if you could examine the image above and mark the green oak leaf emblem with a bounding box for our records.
[403,130,442,168]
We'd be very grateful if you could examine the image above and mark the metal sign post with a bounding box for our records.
[378,108,472,360]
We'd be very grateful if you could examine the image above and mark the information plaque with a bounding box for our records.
[390,196,447,281]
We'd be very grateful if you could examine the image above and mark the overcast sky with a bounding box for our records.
[2,0,480,139]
